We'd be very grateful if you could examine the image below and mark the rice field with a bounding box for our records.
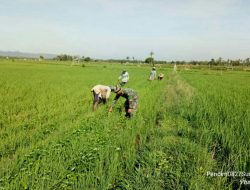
[0,59,249,189]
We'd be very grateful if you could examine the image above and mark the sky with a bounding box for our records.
[0,0,250,61]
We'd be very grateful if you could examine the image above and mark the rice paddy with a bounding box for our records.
[0,59,249,189]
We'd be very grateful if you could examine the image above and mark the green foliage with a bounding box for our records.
[145,57,154,64]
[57,54,73,61]
[84,57,91,62]
[179,71,250,172]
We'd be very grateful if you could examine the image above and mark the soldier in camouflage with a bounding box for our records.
[109,86,139,118]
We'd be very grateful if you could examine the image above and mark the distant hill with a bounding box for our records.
[0,50,57,59]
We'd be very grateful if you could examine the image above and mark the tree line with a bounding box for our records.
[1,54,250,67]
[55,54,91,62]
[100,57,250,67]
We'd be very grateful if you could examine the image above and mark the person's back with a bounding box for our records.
[91,85,111,111]
[122,88,138,98]
[91,85,111,99]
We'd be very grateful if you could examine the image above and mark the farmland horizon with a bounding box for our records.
[0,49,249,62]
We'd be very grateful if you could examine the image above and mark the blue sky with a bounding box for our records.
[0,0,250,60]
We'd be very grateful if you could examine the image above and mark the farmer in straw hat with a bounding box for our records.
[109,85,139,118]
[158,73,164,80]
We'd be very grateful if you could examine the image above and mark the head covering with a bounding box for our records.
[109,86,116,92]
[114,84,122,92]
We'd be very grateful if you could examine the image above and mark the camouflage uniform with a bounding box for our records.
[111,88,139,118]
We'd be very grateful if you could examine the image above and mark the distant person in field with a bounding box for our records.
[118,70,129,86]
[109,85,139,118]
[148,67,157,80]
[174,63,177,72]
[158,73,164,80]
[91,85,111,111]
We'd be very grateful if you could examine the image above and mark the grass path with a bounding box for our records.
[124,73,228,189]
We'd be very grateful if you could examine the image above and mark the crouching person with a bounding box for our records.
[158,73,164,80]
[91,85,111,111]
[109,86,139,118]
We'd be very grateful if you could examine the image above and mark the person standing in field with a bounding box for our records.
[109,86,139,118]
[118,70,129,86]
[174,63,177,72]
[149,67,157,80]
[91,85,111,111]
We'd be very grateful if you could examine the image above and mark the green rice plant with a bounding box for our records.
[1,59,248,189]
[0,59,169,189]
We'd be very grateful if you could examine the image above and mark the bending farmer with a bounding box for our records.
[109,86,139,118]
[91,85,111,111]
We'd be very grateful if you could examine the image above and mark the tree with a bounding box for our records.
[57,54,73,61]
[150,51,154,58]
[232,59,240,66]
[149,51,154,66]
[145,57,154,64]
[84,57,91,62]
[245,58,250,66]
[209,58,216,65]
[39,55,44,59]
[217,57,223,66]
[132,56,135,63]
